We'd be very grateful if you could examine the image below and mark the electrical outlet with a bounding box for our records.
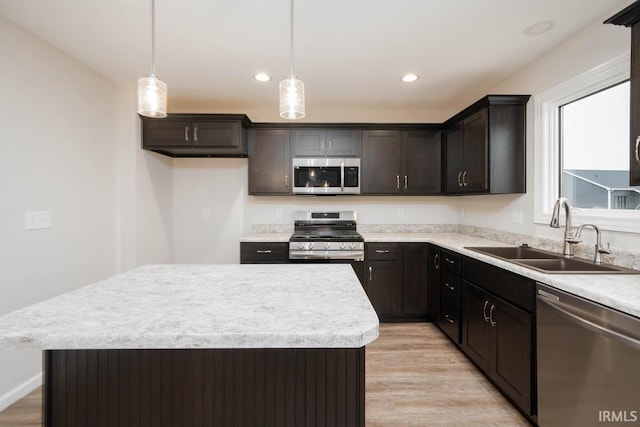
[203,208,211,218]
[276,208,283,218]
[397,208,405,218]
[24,211,52,230]
[512,210,523,224]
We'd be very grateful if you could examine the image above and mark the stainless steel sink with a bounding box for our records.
[465,246,640,274]
[466,246,560,260]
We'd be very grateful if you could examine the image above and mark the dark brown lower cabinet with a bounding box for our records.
[462,280,533,419]
[365,243,429,321]
[240,242,289,264]
[44,347,365,427]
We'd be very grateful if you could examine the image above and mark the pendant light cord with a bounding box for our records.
[289,0,294,77]
[151,0,157,76]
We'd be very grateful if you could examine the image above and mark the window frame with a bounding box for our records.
[533,53,640,233]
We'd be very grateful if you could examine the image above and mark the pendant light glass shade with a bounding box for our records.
[279,0,305,119]
[279,75,305,119]
[137,0,167,118]
[138,74,167,118]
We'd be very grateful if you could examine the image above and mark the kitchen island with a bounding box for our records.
[0,264,379,426]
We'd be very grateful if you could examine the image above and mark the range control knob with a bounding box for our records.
[324,242,330,249]
[340,242,346,249]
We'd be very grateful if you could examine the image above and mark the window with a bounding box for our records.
[560,81,639,210]
[534,53,640,233]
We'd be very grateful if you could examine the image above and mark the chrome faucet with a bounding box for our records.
[550,197,578,257]
[573,224,611,264]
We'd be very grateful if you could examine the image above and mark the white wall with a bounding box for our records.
[456,4,640,252]
[172,158,247,264]
[0,16,119,408]
[0,16,174,409]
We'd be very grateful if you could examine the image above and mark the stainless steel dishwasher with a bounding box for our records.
[536,283,640,426]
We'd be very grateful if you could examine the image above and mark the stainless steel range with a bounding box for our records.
[289,211,364,261]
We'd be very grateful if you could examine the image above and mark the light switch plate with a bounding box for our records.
[24,211,52,230]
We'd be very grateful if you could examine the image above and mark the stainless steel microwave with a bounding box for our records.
[292,158,360,195]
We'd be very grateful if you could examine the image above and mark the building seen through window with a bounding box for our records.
[560,81,640,210]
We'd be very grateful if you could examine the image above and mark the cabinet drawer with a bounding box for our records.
[366,243,402,260]
[440,301,461,344]
[441,270,461,309]
[240,242,289,264]
[441,250,461,274]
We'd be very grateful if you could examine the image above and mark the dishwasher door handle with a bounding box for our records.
[537,295,640,350]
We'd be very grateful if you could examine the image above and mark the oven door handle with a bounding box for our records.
[289,250,364,261]
[340,162,345,193]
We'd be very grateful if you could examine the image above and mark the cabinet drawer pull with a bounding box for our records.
[444,315,455,324]
[321,140,325,150]
[369,266,373,282]
[434,253,440,269]
[489,304,496,327]
[404,175,408,189]
[284,175,288,188]
[396,175,400,189]
[184,126,189,141]
[457,171,463,187]
[444,283,455,291]
[194,126,199,142]
[444,257,455,265]
[375,249,390,254]
[483,300,490,322]
[462,170,468,186]
[636,136,640,164]
[256,250,272,254]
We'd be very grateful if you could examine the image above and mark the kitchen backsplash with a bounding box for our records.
[251,224,640,270]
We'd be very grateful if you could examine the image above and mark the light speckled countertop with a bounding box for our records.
[0,264,379,350]
[241,231,640,318]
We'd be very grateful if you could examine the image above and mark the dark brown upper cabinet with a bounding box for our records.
[141,114,250,157]
[292,129,361,157]
[444,95,529,195]
[248,129,291,195]
[362,129,442,195]
[605,3,640,185]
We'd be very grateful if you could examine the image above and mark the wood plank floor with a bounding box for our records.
[0,323,530,426]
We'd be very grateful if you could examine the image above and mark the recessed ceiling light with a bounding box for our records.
[254,72,271,82]
[402,73,419,83]
[523,20,557,36]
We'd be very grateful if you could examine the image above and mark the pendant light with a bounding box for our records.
[137,0,167,118]
[279,0,305,119]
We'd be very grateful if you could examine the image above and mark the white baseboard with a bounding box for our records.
[0,372,42,412]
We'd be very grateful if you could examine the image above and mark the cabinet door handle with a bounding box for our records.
[329,139,333,151]
[444,283,455,291]
[369,266,373,282]
[284,175,288,188]
[635,136,640,164]
[375,249,390,253]
[489,304,496,327]
[483,300,490,322]
[184,126,189,141]
[462,170,468,187]
[434,253,440,270]
[396,175,400,189]
[457,171,463,187]
[321,140,325,151]
[404,175,408,189]
[444,257,455,265]
[444,315,455,324]
[256,250,272,254]
[194,126,199,142]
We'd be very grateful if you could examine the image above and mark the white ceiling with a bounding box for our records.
[0,0,634,121]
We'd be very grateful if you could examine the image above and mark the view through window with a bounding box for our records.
[560,81,639,210]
